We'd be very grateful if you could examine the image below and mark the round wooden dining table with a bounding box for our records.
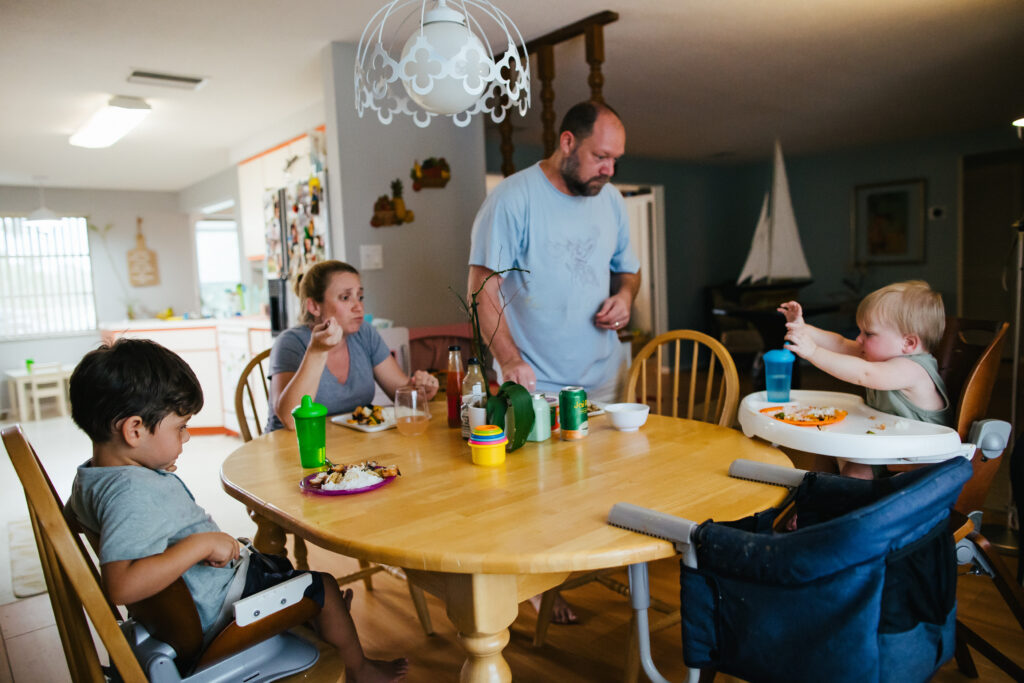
[220,403,791,683]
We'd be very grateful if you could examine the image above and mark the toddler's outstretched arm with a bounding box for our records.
[785,326,929,392]
[778,301,859,356]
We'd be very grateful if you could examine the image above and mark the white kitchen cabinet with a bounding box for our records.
[99,317,273,434]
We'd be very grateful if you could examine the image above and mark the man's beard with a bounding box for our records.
[560,150,610,197]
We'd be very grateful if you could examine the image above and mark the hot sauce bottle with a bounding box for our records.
[446,345,464,428]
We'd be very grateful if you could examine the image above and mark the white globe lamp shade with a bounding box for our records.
[399,5,490,115]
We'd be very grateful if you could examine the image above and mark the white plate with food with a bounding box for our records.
[331,405,396,432]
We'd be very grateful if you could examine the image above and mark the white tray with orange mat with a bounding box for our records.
[738,390,974,465]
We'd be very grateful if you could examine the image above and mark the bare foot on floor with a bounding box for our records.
[529,591,579,624]
[351,657,409,682]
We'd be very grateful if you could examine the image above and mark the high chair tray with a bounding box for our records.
[738,390,972,464]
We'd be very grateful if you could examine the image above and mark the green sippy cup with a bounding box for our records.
[291,395,327,469]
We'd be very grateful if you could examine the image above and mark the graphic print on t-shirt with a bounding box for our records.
[550,236,598,286]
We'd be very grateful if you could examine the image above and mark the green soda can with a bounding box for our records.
[559,386,588,440]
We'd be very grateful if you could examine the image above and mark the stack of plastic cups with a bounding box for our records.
[469,425,508,466]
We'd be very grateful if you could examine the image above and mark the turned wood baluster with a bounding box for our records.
[499,116,516,178]
[538,44,556,157]
[585,23,606,104]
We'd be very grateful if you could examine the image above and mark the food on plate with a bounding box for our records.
[587,401,602,413]
[307,461,401,491]
[760,405,848,427]
[348,405,386,426]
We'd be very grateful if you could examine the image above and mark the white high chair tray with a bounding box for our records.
[738,390,973,464]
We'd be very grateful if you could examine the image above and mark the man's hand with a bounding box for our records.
[501,359,537,391]
[309,318,344,353]
[593,292,632,331]
[778,301,804,325]
[202,532,241,568]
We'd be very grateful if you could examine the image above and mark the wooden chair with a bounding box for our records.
[932,318,1024,679]
[235,350,434,637]
[533,330,740,671]
[1,424,343,682]
[624,329,740,426]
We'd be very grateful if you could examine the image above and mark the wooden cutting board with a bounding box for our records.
[127,216,160,287]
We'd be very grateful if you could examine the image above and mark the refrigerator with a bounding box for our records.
[264,171,330,335]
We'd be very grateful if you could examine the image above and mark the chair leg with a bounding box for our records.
[953,622,979,678]
[623,613,641,683]
[292,535,309,570]
[957,619,1024,680]
[406,584,434,636]
[357,559,375,591]
[532,590,557,647]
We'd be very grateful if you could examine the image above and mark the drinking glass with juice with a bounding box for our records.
[395,386,431,436]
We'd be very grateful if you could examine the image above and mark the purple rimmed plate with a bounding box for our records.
[299,472,396,496]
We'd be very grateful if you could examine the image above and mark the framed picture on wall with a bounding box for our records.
[851,179,926,265]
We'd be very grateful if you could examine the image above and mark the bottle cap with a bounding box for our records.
[291,394,327,418]
[449,345,461,351]
[467,357,479,365]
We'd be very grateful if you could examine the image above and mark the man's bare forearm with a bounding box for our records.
[612,271,641,301]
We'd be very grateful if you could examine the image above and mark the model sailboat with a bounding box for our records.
[737,140,812,285]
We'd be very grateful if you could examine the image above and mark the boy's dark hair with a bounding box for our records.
[70,338,203,443]
[558,100,622,141]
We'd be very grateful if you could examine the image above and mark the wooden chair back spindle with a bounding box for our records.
[625,330,739,427]
[235,348,271,442]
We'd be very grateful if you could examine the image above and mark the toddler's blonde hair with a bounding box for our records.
[856,280,945,352]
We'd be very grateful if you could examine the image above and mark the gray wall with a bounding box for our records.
[485,125,1019,336]
[321,42,487,328]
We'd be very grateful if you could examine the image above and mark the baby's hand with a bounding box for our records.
[778,301,804,325]
[784,323,817,359]
[310,318,344,352]
[202,532,240,568]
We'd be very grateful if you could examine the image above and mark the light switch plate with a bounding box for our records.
[360,244,383,270]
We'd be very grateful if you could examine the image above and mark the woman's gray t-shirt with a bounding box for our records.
[266,321,390,431]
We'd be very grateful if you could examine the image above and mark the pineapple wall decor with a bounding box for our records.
[370,178,415,227]
[370,178,413,228]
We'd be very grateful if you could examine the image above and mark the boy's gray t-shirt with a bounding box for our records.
[66,463,238,634]
[266,321,391,431]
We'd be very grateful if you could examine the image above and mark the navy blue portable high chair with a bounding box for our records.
[610,456,973,683]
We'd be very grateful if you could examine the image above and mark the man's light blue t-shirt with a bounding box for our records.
[66,464,237,634]
[266,320,391,431]
[468,162,640,396]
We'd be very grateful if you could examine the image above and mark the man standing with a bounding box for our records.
[468,101,640,404]
[468,101,641,625]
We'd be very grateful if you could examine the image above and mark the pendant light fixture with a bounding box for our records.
[355,0,530,127]
[27,177,58,222]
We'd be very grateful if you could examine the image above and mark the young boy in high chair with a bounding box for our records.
[65,338,407,682]
[779,280,952,479]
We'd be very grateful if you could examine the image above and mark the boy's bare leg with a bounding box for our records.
[529,589,578,624]
[312,573,408,682]
[839,461,874,479]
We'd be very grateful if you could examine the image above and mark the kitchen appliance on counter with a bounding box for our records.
[264,171,330,335]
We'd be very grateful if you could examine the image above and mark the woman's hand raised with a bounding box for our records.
[309,318,344,353]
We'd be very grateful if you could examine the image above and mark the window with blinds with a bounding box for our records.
[0,216,97,338]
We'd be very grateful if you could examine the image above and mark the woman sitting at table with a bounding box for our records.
[267,260,439,431]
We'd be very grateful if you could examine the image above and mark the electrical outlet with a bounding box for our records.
[360,244,383,270]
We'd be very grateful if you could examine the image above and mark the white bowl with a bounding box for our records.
[604,403,650,431]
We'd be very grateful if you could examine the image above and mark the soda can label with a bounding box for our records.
[559,386,588,440]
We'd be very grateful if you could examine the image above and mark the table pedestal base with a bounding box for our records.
[406,569,569,683]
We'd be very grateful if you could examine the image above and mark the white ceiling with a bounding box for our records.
[2,0,1022,193]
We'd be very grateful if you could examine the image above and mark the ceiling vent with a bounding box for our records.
[126,70,206,90]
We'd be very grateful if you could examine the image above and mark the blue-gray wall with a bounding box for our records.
[485,125,1018,336]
